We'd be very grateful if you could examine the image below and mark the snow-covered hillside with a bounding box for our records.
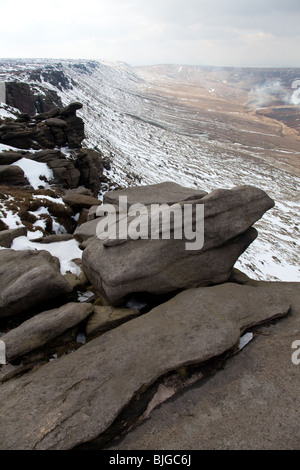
[0,58,299,282]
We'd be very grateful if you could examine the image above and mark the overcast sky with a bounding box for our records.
[1,0,300,67]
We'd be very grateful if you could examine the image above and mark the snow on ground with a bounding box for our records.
[238,332,254,350]
[12,158,54,189]
[0,103,19,119]
[0,206,23,229]
[32,194,65,205]
[27,229,45,240]
[0,143,20,152]
[11,236,82,275]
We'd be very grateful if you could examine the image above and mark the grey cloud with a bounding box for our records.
[0,0,299,67]
[132,0,300,36]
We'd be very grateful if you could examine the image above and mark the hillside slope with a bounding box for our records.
[0,58,299,282]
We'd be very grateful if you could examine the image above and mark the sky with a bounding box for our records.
[0,0,300,67]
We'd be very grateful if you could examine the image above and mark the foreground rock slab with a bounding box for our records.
[0,282,290,450]
[0,249,72,318]
[82,184,274,305]
[108,281,300,450]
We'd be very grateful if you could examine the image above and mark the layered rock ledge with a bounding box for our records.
[81,183,275,305]
[0,282,291,450]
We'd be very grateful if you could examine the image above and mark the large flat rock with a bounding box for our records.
[0,282,290,450]
[108,282,300,450]
[103,181,208,206]
[82,184,274,305]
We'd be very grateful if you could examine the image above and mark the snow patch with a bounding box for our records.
[0,105,17,119]
[11,236,82,275]
[0,206,23,230]
[238,332,254,350]
[12,158,54,189]
[33,194,65,205]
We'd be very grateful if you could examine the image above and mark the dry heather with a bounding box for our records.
[0,185,74,235]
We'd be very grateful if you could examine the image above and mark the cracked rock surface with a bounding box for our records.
[108,281,300,451]
[0,282,291,450]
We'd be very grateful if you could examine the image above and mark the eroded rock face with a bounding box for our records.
[82,183,275,305]
[0,249,72,319]
[5,82,63,116]
[0,102,84,150]
[0,282,290,450]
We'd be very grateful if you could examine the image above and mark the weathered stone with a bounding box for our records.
[0,152,26,165]
[0,249,72,319]
[78,208,89,225]
[0,363,33,383]
[29,149,64,163]
[59,102,83,117]
[73,219,100,242]
[2,302,93,363]
[103,181,208,206]
[69,187,94,197]
[86,305,140,337]
[6,81,62,116]
[45,118,68,128]
[0,101,85,150]
[0,165,28,186]
[64,272,88,290]
[0,226,27,248]
[63,192,101,209]
[108,281,300,451]
[0,282,290,450]
[47,159,81,188]
[74,149,109,196]
[82,184,274,305]
[33,234,74,244]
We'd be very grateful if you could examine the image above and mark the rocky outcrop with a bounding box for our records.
[0,102,84,150]
[0,282,291,450]
[0,249,72,319]
[0,100,113,196]
[0,82,297,452]
[29,67,74,94]
[75,149,112,196]
[82,183,274,305]
[5,82,63,116]
[0,151,26,165]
